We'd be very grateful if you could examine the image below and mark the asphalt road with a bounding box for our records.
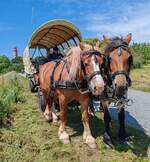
[109,89,150,136]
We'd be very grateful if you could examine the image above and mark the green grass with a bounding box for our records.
[131,63,150,92]
[0,75,150,162]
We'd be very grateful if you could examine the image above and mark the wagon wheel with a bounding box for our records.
[38,89,46,112]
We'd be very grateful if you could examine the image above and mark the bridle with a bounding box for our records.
[102,42,133,108]
[105,43,132,87]
[78,50,104,92]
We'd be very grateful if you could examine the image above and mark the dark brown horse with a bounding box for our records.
[38,43,105,148]
[101,33,133,147]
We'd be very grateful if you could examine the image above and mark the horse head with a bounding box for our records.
[103,33,133,97]
[79,42,105,95]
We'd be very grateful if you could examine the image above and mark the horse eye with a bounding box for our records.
[108,57,112,62]
[84,63,88,66]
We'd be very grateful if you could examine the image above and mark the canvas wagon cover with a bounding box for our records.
[28,19,82,49]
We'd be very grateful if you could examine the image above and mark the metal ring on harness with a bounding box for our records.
[126,99,134,106]
[114,98,134,108]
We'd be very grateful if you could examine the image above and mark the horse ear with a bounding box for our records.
[103,35,111,44]
[95,40,101,50]
[124,33,132,44]
[79,42,85,50]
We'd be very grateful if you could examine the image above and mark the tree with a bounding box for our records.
[11,56,23,64]
[0,55,10,64]
[83,38,100,45]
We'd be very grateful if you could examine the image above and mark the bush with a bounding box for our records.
[0,55,10,64]
[0,56,24,74]
[0,76,24,125]
[131,43,150,68]
[6,63,24,73]
[11,56,23,64]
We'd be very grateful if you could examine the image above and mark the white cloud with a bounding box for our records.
[0,26,15,32]
[85,1,150,42]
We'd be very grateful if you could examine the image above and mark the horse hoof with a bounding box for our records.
[119,138,132,147]
[85,135,96,149]
[103,132,113,149]
[59,132,70,144]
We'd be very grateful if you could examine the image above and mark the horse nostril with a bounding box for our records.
[94,86,96,91]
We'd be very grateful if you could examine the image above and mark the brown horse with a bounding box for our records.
[38,42,105,148]
[100,33,133,147]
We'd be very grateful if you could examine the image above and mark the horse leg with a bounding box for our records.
[102,100,113,148]
[118,107,128,142]
[43,95,52,122]
[51,102,58,123]
[58,96,69,144]
[80,98,96,149]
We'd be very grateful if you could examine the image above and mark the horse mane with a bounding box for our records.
[64,46,81,80]
[104,36,128,55]
[63,43,95,80]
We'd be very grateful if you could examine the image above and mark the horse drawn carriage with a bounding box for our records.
[23,19,134,148]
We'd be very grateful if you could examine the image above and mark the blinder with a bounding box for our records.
[127,55,133,72]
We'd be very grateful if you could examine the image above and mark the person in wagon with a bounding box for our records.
[47,46,63,60]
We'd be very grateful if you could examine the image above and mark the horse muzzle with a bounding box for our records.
[89,80,105,96]
[114,84,128,97]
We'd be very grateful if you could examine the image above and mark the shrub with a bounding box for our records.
[0,56,24,74]
[0,75,24,125]
[131,43,150,68]
[11,56,23,64]
[0,55,10,64]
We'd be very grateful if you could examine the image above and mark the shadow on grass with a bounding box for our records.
[112,120,150,158]
[66,108,150,159]
[67,108,104,138]
[109,106,150,158]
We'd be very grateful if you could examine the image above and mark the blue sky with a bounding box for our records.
[0,0,150,58]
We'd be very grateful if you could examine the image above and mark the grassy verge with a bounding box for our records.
[0,71,25,125]
[131,64,150,92]
[0,74,150,162]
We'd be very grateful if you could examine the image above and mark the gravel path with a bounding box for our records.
[109,89,150,136]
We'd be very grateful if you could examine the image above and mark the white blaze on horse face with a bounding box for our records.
[90,55,104,90]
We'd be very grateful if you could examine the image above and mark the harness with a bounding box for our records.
[50,50,103,92]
